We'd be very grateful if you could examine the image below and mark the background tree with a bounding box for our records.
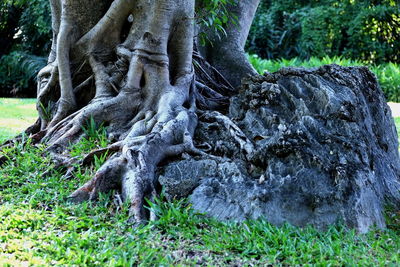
[0,0,51,97]
[247,0,400,63]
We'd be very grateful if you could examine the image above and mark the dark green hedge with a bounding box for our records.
[0,0,51,97]
[247,0,400,64]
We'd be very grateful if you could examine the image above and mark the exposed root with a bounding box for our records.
[122,106,198,223]
[82,141,123,166]
[41,64,199,224]
[68,154,125,203]
[44,91,140,148]
[48,14,78,128]
[192,50,235,112]
[67,94,198,224]
[26,0,240,225]
[37,63,59,130]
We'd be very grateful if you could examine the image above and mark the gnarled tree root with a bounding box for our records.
[66,90,198,224]
[13,0,250,225]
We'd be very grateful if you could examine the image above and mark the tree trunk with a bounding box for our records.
[27,0,257,224]
[198,0,260,88]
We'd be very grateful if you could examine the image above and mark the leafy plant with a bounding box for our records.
[0,0,51,96]
[247,0,400,64]
[196,0,238,45]
[69,117,109,159]
[0,51,47,95]
[38,101,52,121]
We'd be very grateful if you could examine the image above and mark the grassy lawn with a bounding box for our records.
[0,98,37,142]
[0,99,399,265]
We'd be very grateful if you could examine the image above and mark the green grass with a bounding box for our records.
[0,98,37,142]
[395,117,400,144]
[0,140,400,266]
[1,100,400,265]
[248,55,400,102]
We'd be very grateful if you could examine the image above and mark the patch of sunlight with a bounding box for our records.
[0,98,37,119]
[0,239,47,266]
[0,98,37,142]
[0,98,36,105]
[0,118,35,131]
[18,104,37,112]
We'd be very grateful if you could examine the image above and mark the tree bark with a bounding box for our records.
[198,0,260,88]
[28,0,254,224]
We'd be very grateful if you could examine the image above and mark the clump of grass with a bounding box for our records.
[374,62,400,102]
[0,136,400,265]
[69,116,109,159]
[37,101,52,122]
[248,54,400,102]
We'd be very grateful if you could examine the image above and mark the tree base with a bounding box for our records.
[10,0,397,231]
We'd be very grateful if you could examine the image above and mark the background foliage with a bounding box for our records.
[196,0,238,45]
[0,0,51,97]
[247,0,400,64]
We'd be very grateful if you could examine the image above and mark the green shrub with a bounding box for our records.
[248,54,400,102]
[0,51,47,97]
[248,0,400,64]
[373,63,400,102]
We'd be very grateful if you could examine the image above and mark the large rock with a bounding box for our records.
[158,65,400,232]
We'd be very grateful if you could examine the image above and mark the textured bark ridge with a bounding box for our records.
[159,65,400,232]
